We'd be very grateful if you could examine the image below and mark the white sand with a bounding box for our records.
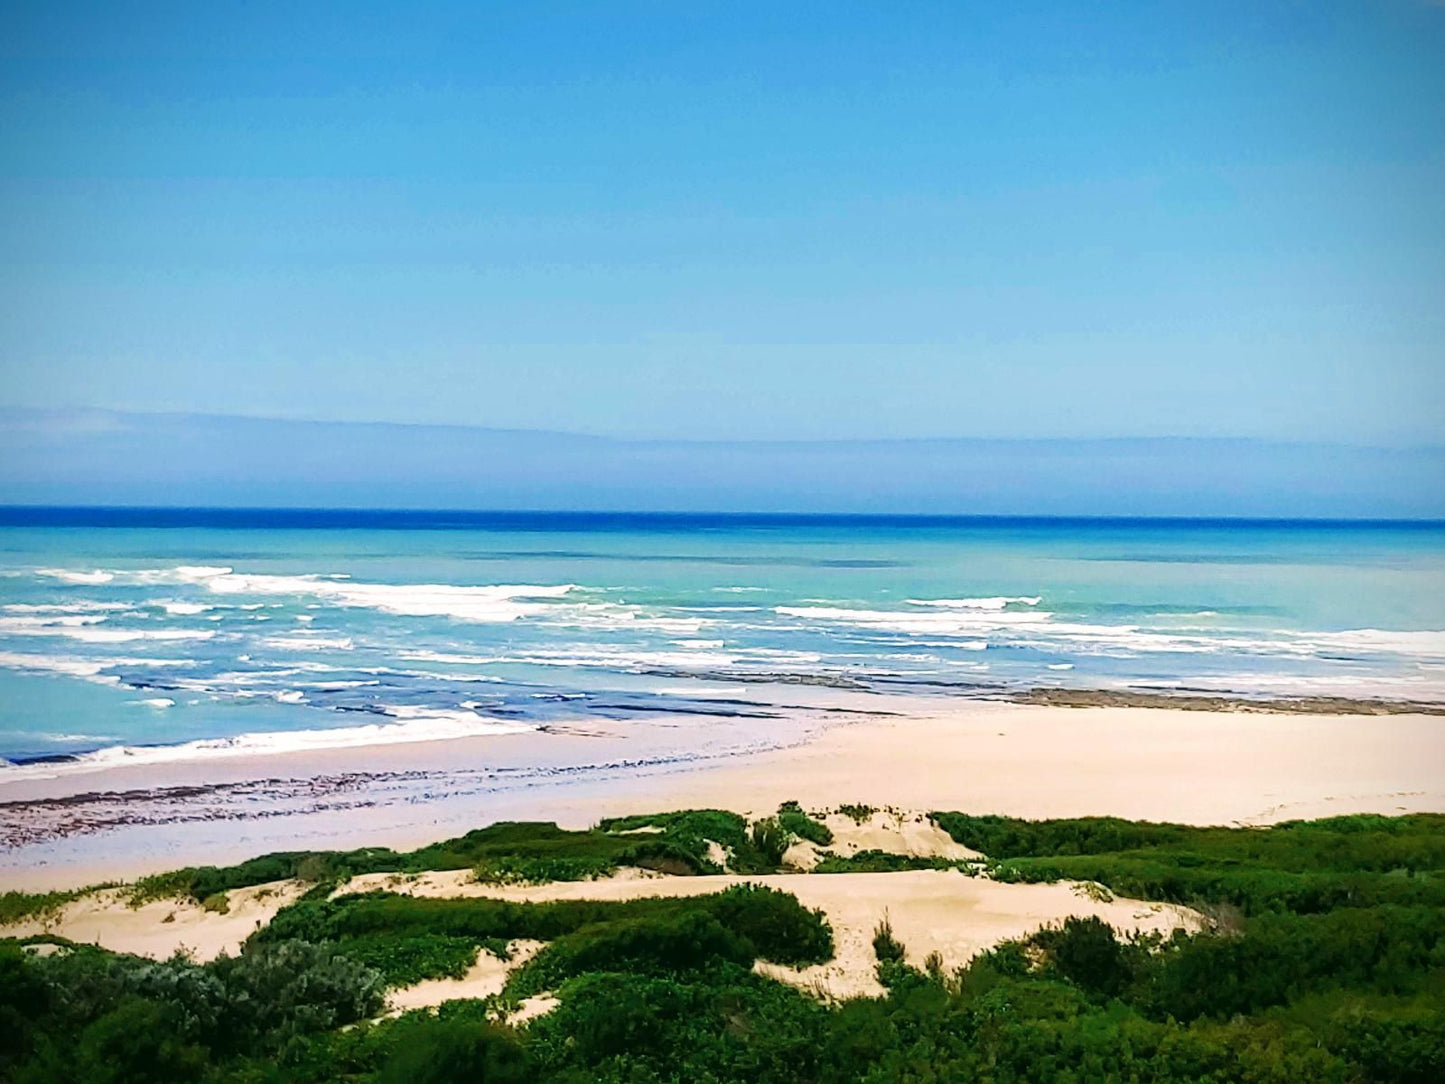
[387,940,545,1014]
[4,879,309,962]
[607,702,1445,828]
[3,701,1441,894]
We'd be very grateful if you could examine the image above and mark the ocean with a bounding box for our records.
[2,510,1442,773]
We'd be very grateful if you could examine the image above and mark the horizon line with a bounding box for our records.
[4,407,1444,454]
[3,505,1444,528]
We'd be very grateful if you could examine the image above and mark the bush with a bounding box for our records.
[778,808,833,847]
[378,1018,532,1084]
[813,850,962,874]
[1034,915,1130,997]
[872,916,905,964]
[749,817,790,868]
[209,940,385,1049]
[508,911,754,997]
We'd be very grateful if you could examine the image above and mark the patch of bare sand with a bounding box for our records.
[615,703,1445,828]
[2,879,308,962]
[387,939,545,1014]
[781,808,981,870]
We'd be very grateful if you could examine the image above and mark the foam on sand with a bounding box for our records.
[0,707,535,779]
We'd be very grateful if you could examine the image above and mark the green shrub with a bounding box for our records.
[378,1018,532,1084]
[1033,915,1130,998]
[749,817,790,868]
[473,855,613,885]
[508,911,754,997]
[209,940,385,1049]
[837,804,876,824]
[812,850,963,874]
[872,916,905,964]
[778,807,833,847]
[335,933,481,988]
[0,888,97,925]
[253,883,832,987]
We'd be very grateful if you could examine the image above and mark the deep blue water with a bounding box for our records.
[2,509,1442,771]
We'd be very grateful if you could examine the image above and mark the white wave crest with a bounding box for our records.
[157,601,214,615]
[776,605,1051,635]
[0,650,122,685]
[0,708,534,778]
[266,636,355,651]
[35,568,116,585]
[28,565,577,623]
[907,596,1042,609]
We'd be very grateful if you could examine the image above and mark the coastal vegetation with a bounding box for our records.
[123,812,769,906]
[2,810,1442,1081]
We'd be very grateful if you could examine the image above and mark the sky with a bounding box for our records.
[0,1,1442,445]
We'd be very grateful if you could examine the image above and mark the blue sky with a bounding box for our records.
[1,1,1442,443]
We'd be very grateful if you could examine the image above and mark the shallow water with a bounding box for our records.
[2,511,1442,770]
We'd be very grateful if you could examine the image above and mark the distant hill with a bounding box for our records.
[1,409,1441,517]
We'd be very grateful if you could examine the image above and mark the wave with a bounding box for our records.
[1,624,216,644]
[0,708,535,778]
[775,604,1052,635]
[29,565,578,623]
[157,601,214,615]
[0,650,123,685]
[907,596,1042,609]
[265,635,356,651]
[4,602,131,614]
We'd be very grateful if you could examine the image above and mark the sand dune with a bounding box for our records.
[4,879,308,962]
[7,860,1199,1002]
[338,865,1197,1001]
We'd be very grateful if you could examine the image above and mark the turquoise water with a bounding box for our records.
[2,513,1442,770]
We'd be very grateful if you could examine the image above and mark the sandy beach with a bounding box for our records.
[2,697,1441,891]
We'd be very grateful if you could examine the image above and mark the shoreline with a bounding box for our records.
[5,684,1440,773]
[2,696,1442,891]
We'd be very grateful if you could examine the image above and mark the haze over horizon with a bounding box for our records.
[2,408,1442,517]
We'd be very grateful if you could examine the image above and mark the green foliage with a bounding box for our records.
[508,911,755,997]
[333,932,483,988]
[599,808,751,872]
[837,803,876,824]
[932,810,1445,914]
[473,855,613,885]
[0,934,385,1082]
[812,850,967,874]
[254,882,832,988]
[1032,915,1130,998]
[778,804,834,846]
[377,1017,533,1084]
[119,815,749,906]
[871,916,905,964]
[749,816,791,868]
[199,892,230,915]
[6,811,1444,1083]
[0,887,97,925]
